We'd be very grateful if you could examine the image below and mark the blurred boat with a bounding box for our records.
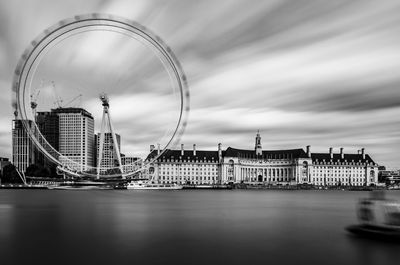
[47,181,113,190]
[346,224,400,240]
[346,191,400,241]
[127,180,183,190]
[48,185,113,190]
[182,184,232,189]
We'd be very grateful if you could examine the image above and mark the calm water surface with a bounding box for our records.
[1,190,400,265]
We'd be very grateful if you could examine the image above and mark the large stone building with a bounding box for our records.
[146,144,220,185]
[147,132,379,186]
[308,148,378,186]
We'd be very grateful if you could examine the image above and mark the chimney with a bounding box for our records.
[306,145,311,158]
[150,144,155,152]
[157,144,160,155]
[181,144,184,156]
[193,144,196,156]
[218,143,222,158]
[340,147,344,159]
[361,148,365,160]
[329,147,333,159]
[357,150,360,155]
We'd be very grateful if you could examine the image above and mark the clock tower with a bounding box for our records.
[255,130,262,156]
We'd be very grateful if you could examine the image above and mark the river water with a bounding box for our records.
[0,190,399,265]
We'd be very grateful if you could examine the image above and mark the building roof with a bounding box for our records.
[37,111,58,116]
[51,107,93,119]
[146,149,219,162]
[311,153,376,164]
[223,147,309,159]
[145,146,377,165]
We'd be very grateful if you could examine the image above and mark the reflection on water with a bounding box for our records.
[0,190,399,265]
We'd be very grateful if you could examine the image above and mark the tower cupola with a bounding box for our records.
[255,130,262,156]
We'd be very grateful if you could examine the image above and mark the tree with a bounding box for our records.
[26,164,39,177]
[1,164,23,184]
[26,164,51,178]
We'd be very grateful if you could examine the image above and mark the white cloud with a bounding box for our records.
[0,0,400,168]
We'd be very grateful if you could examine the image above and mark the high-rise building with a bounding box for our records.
[95,132,121,172]
[0,157,11,185]
[0,157,11,175]
[52,108,94,172]
[12,119,35,172]
[35,111,59,170]
[121,154,142,173]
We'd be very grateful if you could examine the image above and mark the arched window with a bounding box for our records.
[149,167,155,174]
[302,161,308,178]
[228,159,234,177]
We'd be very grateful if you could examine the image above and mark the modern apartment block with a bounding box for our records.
[95,132,121,172]
[52,108,94,172]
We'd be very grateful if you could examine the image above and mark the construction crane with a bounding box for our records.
[63,94,82,108]
[97,93,124,179]
[52,81,83,108]
[30,88,41,117]
[52,81,64,108]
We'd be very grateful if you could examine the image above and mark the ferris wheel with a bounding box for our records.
[12,14,190,179]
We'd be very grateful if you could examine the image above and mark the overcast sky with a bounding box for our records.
[1,0,400,168]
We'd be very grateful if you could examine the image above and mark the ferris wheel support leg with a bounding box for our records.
[97,110,107,179]
[107,110,124,177]
[15,167,27,185]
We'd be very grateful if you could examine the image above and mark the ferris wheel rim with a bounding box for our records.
[12,13,190,178]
